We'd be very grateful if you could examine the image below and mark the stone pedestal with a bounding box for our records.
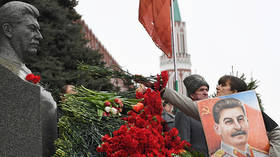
[0,65,42,157]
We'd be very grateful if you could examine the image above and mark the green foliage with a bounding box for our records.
[77,63,135,86]
[54,86,141,157]
[117,90,138,99]
[221,68,264,110]
[178,150,204,157]
[172,145,205,157]
[238,73,264,111]
[54,114,123,157]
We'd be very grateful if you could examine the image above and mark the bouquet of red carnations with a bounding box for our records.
[97,71,192,157]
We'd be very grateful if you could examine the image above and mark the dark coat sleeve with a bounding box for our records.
[175,111,191,142]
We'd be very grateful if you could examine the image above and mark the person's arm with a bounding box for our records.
[162,88,200,120]
[268,126,280,157]
[262,112,280,157]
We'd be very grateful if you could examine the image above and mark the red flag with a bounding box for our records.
[139,0,172,58]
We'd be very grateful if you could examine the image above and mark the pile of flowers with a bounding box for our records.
[97,71,191,157]
[54,86,141,157]
[54,71,202,156]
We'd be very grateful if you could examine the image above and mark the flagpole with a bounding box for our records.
[170,0,178,92]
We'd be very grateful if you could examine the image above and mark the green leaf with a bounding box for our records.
[97,109,104,118]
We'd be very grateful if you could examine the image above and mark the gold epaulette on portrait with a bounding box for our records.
[213,149,225,157]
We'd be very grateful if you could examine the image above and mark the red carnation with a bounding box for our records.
[104,101,111,106]
[25,73,35,81]
[25,73,40,84]
[33,75,41,84]
[135,91,144,99]
[132,103,144,112]
[114,98,122,104]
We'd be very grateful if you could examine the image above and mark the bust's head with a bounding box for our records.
[0,1,42,62]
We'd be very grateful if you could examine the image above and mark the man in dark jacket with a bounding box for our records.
[175,74,210,156]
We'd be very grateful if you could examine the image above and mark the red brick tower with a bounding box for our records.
[160,0,191,95]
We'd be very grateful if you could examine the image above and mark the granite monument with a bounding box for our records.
[0,1,57,157]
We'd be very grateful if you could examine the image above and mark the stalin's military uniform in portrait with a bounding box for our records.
[213,142,268,157]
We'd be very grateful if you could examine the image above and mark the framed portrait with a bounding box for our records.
[197,90,269,157]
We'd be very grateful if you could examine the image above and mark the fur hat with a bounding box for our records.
[183,74,209,97]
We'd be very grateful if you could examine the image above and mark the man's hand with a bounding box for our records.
[136,84,147,94]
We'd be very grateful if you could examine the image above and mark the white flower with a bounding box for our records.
[110,107,118,115]
[104,106,111,113]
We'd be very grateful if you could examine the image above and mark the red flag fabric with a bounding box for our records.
[139,0,172,58]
